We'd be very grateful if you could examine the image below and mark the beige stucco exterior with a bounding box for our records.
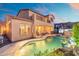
[5,9,55,42]
[6,15,33,42]
[11,19,32,42]
[29,10,54,37]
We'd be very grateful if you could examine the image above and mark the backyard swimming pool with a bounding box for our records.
[16,36,64,56]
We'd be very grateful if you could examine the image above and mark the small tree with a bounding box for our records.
[72,23,79,46]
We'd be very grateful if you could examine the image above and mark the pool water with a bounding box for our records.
[17,36,64,56]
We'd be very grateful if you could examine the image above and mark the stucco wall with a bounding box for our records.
[28,11,54,36]
[11,19,32,42]
[5,10,54,42]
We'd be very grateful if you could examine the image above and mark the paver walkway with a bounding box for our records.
[0,35,48,56]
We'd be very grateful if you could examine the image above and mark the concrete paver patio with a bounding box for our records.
[0,35,48,56]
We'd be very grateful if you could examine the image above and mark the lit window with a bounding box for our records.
[19,24,29,36]
[6,21,11,33]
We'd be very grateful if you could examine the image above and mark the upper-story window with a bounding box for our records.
[47,18,51,23]
[29,14,34,20]
[22,13,29,19]
[18,12,30,20]
[36,15,44,22]
[50,18,53,22]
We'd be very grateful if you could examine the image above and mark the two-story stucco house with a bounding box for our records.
[5,9,55,42]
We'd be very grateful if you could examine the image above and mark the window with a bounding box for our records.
[6,21,11,33]
[47,19,51,23]
[29,15,34,20]
[50,18,53,22]
[19,24,29,36]
[36,15,44,21]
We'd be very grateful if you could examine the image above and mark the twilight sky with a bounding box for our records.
[0,3,79,23]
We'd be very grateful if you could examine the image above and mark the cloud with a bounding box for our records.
[0,8,15,12]
[54,16,69,23]
[69,3,79,19]
[33,5,68,23]
[69,3,79,10]
[33,5,50,15]
[0,4,14,12]
[34,8,48,15]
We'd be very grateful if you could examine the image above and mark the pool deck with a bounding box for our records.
[0,34,52,56]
